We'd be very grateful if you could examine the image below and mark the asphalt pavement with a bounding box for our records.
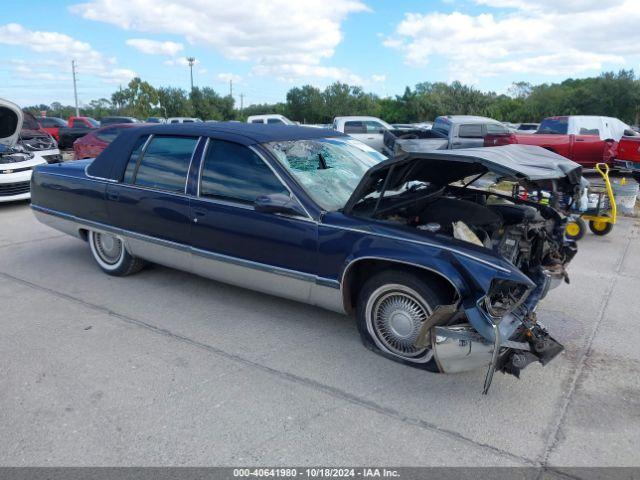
[1,200,638,468]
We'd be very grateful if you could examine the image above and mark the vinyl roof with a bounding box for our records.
[124,121,343,145]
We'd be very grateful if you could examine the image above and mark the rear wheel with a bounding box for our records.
[565,217,586,241]
[356,270,445,370]
[589,220,614,236]
[88,230,145,276]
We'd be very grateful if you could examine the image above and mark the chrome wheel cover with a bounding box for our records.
[94,232,123,265]
[366,284,431,360]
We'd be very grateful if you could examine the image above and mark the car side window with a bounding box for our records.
[486,123,508,135]
[121,135,197,192]
[364,121,384,133]
[123,135,149,183]
[458,124,483,138]
[267,118,284,124]
[344,121,366,134]
[200,140,288,204]
[251,119,263,124]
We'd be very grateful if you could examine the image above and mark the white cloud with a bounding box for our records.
[0,23,136,85]
[371,74,386,83]
[217,72,242,84]
[126,38,183,56]
[70,0,368,81]
[385,0,640,82]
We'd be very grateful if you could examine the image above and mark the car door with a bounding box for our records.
[105,134,201,269]
[188,139,318,302]
[571,135,606,167]
[453,123,485,149]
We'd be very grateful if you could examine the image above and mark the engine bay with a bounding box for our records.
[367,184,577,283]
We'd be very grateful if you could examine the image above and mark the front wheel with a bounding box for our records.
[88,230,145,276]
[589,220,614,236]
[356,270,445,371]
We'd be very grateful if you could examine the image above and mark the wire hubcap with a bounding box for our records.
[371,289,429,358]
[94,232,122,265]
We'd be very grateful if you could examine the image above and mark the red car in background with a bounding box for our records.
[38,117,67,141]
[73,123,145,159]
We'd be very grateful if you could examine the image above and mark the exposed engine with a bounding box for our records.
[380,186,576,284]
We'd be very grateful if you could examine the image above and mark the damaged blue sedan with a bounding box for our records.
[30,123,581,392]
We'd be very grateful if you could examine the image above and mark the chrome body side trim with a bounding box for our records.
[341,256,461,298]
[322,223,511,274]
[31,205,345,314]
[85,165,118,183]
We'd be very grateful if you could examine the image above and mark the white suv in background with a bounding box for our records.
[247,114,296,125]
[332,116,392,151]
[0,98,48,203]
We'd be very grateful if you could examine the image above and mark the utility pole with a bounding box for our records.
[229,79,233,98]
[186,56,196,91]
[71,60,79,117]
[240,93,244,116]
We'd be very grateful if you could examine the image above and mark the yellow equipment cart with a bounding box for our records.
[565,163,616,240]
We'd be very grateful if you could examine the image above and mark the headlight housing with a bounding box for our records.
[484,279,532,318]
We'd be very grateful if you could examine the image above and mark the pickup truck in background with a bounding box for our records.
[484,115,636,168]
[383,115,509,157]
[614,135,640,176]
[57,116,100,149]
[38,117,67,141]
[332,116,393,151]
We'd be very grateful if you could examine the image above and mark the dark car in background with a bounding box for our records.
[100,116,141,126]
[31,123,581,392]
[73,123,146,159]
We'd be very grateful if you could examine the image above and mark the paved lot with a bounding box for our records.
[1,200,639,468]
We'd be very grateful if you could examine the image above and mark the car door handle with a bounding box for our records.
[575,138,585,142]
[106,191,119,201]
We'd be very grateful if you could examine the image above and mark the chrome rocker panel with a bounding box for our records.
[33,206,345,314]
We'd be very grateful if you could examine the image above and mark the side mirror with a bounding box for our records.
[254,193,306,217]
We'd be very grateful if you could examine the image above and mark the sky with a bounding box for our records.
[1,0,639,109]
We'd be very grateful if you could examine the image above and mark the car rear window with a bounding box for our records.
[537,118,568,135]
[432,118,451,136]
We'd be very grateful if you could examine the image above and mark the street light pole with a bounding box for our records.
[71,60,79,117]
[186,57,196,91]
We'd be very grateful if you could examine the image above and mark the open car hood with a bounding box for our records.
[0,98,23,147]
[343,144,583,214]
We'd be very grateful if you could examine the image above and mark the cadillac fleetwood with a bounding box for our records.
[30,123,582,392]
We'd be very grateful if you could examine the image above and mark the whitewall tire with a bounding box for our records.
[88,230,145,276]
